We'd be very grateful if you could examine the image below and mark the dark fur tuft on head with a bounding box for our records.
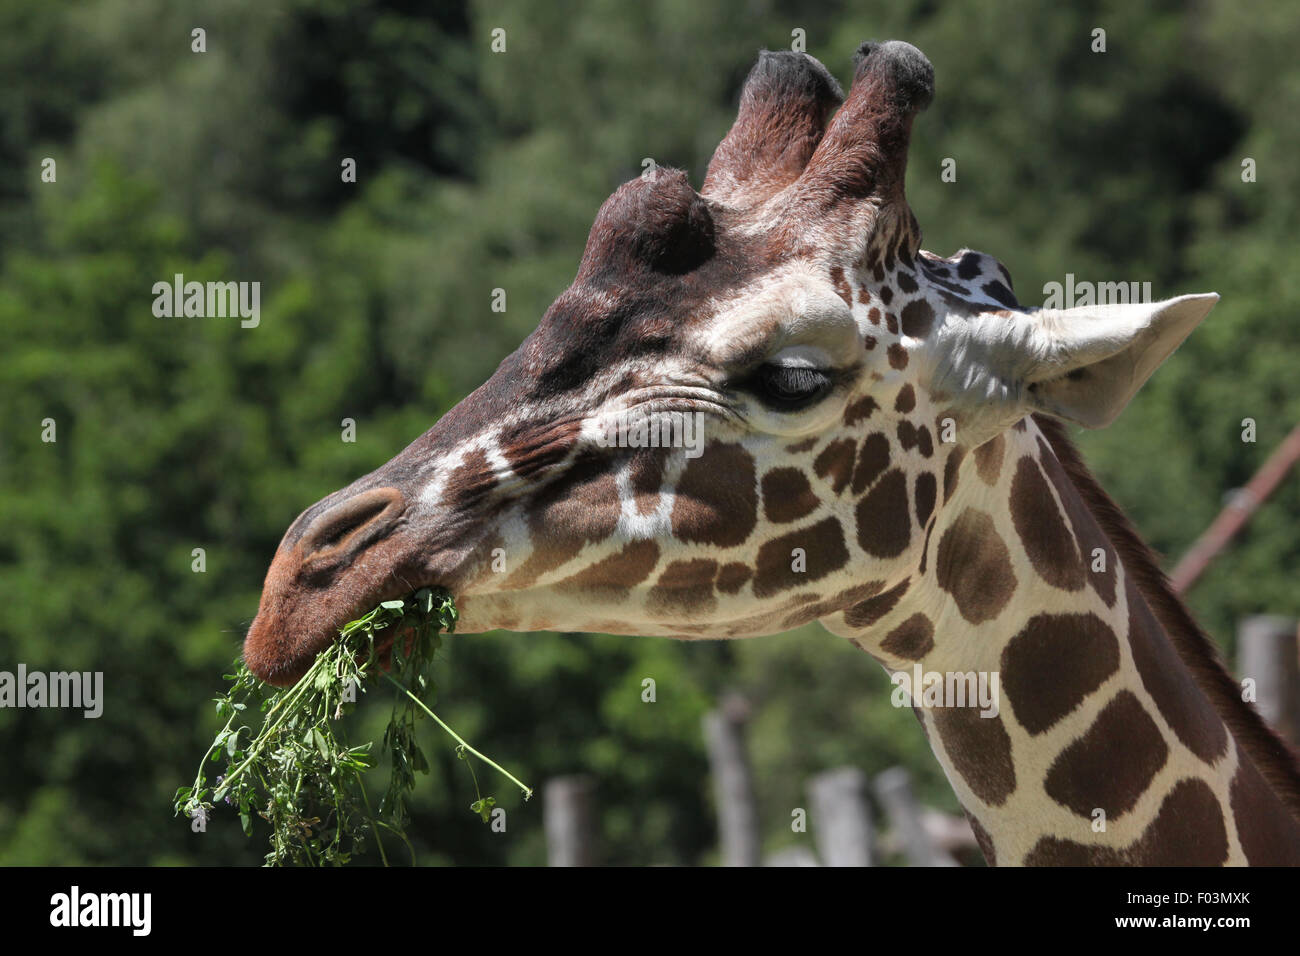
[578,169,715,281]
[748,49,844,107]
[852,40,934,113]
[702,50,843,208]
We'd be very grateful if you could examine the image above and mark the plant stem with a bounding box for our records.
[381,673,533,800]
[354,771,390,867]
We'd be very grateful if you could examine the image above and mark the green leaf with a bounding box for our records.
[311,727,330,761]
[470,796,496,823]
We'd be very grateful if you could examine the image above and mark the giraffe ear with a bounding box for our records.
[1021,293,1219,428]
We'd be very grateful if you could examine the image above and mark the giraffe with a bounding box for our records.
[243,40,1300,865]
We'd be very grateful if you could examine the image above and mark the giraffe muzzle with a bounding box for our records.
[243,485,447,686]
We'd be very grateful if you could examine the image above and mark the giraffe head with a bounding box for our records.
[244,41,1217,685]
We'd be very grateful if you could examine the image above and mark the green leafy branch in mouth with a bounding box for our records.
[173,588,532,866]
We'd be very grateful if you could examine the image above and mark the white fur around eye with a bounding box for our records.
[699,261,860,363]
[766,344,834,370]
[741,390,847,436]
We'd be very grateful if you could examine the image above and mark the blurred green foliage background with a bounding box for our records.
[0,0,1296,865]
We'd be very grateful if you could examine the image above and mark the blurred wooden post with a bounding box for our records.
[875,766,957,866]
[1237,616,1300,744]
[544,775,597,866]
[764,846,820,867]
[703,693,761,866]
[807,767,875,866]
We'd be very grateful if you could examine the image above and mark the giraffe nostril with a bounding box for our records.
[298,487,405,562]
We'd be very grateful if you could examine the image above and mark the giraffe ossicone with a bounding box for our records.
[244,40,1300,865]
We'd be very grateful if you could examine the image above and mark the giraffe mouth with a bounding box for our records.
[245,578,441,687]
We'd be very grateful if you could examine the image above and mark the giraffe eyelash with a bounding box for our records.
[736,362,837,412]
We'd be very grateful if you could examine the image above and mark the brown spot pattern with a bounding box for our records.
[843,395,879,426]
[1025,779,1228,866]
[982,280,1016,309]
[930,706,1017,806]
[508,455,622,587]
[783,581,887,630]
[918,517,935,574]
[442,448,499,511]
[500,419,582,481]
[943,446,964,502]
[806,439,856,499]
[647,559,718,616]
[752,517,849,598]
[913,473,937,529]
[761,467,819,523]
[855,469,912,558]
[843,577,908,629]
[1044,691,1168,820]
[881,613,935,660]
[830,266,852,306]
[1010,456,1085,591]
[715,562,752,595]
[555,540,661,596]
[900,298,934,338]
[934,509,1016,624]
[917,426,933,458]
[1229,756,1300,865]
[1036,437,1117,606]
[671,443,757,547]
[1000,612,1120,734]
[1126,577,1229,764]
[628,451,665,516]
[894,385,915,414]
[972,435,1004,485]
[897,420,918,452]
[851,433,891,494]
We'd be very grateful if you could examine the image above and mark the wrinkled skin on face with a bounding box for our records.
[244,42,1215,685]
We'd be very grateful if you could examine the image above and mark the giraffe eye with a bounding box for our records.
[749,363,834,411]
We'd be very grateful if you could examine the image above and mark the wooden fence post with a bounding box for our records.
[874,766,958,866]
[764,846,820,867]
[544,775,598,866]
[807,767,875,866]
[703,693,761,866]
[1237,615,1300,744]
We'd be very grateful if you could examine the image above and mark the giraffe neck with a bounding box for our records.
[827,416,1300,865]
